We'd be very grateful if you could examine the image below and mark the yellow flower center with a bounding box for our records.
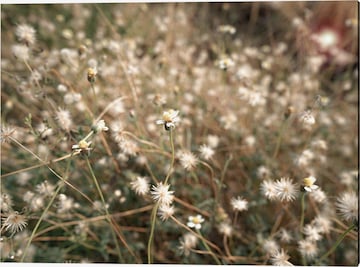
[78,140,89,149]
[303,177,314,187]
[163,110,174,122]
[192,217,201,224]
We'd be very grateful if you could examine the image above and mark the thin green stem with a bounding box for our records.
[197,229,222,265]
[300,192,306,234]
[316,223,356,264]
[85,157,123,262]
[272,118,288,159]
[147,202,160,264]
[21,157,72,262]
[164,129,175,185]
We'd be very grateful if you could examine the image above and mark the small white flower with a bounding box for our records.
[150,182,174,206]
[158,204,175,221]
[230,196,249,212]
[15,24,36,45]
[261,180,278,201]
[2,211,28,234]
[178,150,198,171]
[217,24,236,35]
[198,144,215,160]
[303,176,319,192]
[93,120,109,133]
[72,139,92,154]
[130,176,150,196]
[335,191,358,222]
[216,55,235,70]
[274,177,298,202]
[299,110,316,130]
[270,249,293,266]
[156,109,180,130]
[218,222,233,237]
[187,214,204,230]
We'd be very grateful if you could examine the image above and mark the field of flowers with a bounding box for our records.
[1,2,358,265]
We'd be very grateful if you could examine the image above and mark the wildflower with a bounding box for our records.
[298,239,318,259]
[274,177,298,202]
[57,194,75,213]
[150,182,174,206]
[313,215,332,234]
[260,180,278,201]
[72,139,92,154]
[335,191,358,222]
[11,44,30,61]
[296,149,315,168]
[92,120,109,133]
[1,125,16,143]
[263,238,279,254]
[303,224,322,241]
[87,67,97,83]
[207,134,220,148]
[257,165,271,179]
[218,222,233,237]
[0,193,13,212]
[278,228,292,243]
[187,214,204,230]
[2,211,27,234]
[15,24,36,45]
[216,55,235,70]
[118,138,138,156]
[56,108,73,131]
[230,196,249,212]
[217,24,236,35]
[178,150,198,171]
[270,249,293,266]
[130,176,150,196]
[156,109,180,131]
[198,144,215,160]
[178,233,198,256]
[35,180,55,197]
[302,176,319,192]
[158,204,175,221]
[299,110,316,130]
[64,92,82,105]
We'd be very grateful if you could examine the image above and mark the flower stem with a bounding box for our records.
[299,192,306,234]
[147,202,160,263]
[317,223,356,264]
[164,129,175,185]
[85,157,123,262]
[272,118,288,159]
[197,229,222,265]
[21,157,72,262]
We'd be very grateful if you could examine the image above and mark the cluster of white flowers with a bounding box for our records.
[261,177,298,202]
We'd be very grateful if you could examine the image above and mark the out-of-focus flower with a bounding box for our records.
[298,239,318,259]
[87,67,97,83]
[92,120,109,133]
[216,55,235,70]
[270,249,293,266]
[336,191,358,222]
[230,196,249,212]
[130,176,150,196]
[158,204,175,221]
[218,222,233,237]
[177,150,198,171]
[198,144,215,160]
[15,24,36,45]
[72,139,92,154]
[217,24,236,35]
[178,233,198,256]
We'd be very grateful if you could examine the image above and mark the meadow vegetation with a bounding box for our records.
[1,2,358,265]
